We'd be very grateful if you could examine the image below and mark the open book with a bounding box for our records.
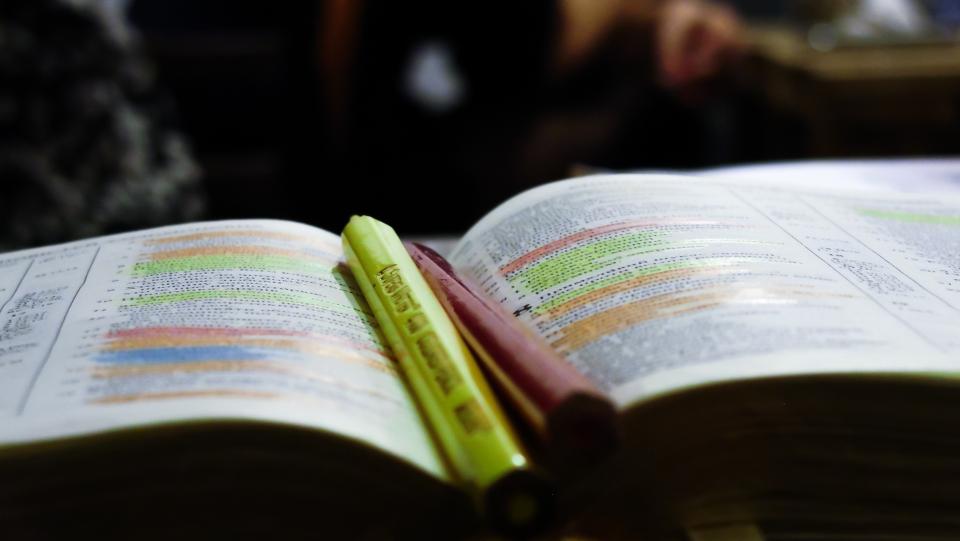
[2,174,959,538]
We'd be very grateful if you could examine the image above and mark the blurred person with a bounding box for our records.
[0,0,202,250]
[555,0,743,94]
[323,0,744,232]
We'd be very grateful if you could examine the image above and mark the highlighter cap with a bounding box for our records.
[484,469,555,536]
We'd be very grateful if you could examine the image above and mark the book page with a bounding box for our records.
[449,175,960,407]
[0,220,446,478]
[698,158,960,195]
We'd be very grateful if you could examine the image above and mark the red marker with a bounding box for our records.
[405,242,619,464]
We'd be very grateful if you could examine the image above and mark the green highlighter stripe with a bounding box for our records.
[510,231,665,293]
[127,290,375,322]
[858,209,960,226]
[512,232,772,295]
[132,255,328,276]
[536,256,754,314]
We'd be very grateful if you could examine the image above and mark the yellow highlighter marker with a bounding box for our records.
[342,216,552,533]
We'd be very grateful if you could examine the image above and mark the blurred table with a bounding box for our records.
[746,25,960,156]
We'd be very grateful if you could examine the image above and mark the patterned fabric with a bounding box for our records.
[0,0,202,250]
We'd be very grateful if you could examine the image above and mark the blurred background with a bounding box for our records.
[2,0,960,247]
